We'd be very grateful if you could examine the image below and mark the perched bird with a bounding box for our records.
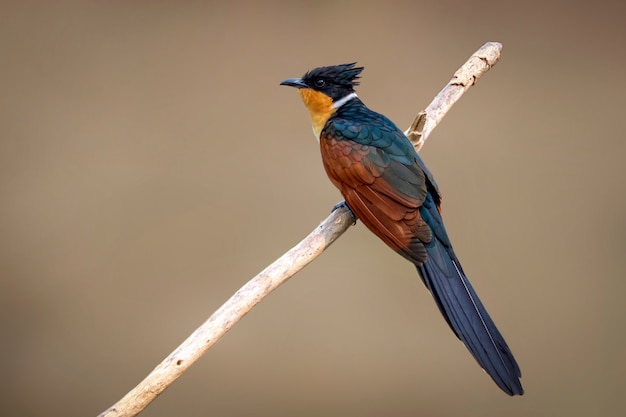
[280,63,523,395]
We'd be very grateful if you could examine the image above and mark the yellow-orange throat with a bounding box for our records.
[297,89,334,138]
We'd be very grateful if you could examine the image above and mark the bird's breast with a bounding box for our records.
[297,89,335,139]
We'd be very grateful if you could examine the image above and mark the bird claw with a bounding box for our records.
[332,201,357,225]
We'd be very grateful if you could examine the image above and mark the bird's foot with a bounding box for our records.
[332,200,357,225]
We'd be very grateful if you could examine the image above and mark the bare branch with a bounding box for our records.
[98,208,353,417]
[405,41,502,151]
[98,41,503,417]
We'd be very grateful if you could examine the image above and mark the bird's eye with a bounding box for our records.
[314,79,325,88]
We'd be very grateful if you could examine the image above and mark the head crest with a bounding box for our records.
[303,63,364,88]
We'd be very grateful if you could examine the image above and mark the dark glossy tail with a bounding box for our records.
[416,240,524,395]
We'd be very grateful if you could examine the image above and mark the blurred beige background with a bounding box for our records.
[1,1,625,416]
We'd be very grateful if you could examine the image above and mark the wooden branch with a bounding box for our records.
[405,41,502,150]
[97,41,502,417]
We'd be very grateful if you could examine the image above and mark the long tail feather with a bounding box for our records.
[416,240,523,395]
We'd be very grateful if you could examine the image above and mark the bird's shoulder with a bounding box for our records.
[326,100,412,156]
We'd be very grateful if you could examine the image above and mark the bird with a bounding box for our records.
[280,63,523,395]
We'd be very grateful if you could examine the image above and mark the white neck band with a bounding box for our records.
[332,92,358,109]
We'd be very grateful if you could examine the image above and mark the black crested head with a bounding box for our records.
[301,63,364,101]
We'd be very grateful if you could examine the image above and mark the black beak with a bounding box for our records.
[280,77,308,89]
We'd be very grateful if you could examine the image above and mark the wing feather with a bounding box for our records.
[320,134,432,264]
